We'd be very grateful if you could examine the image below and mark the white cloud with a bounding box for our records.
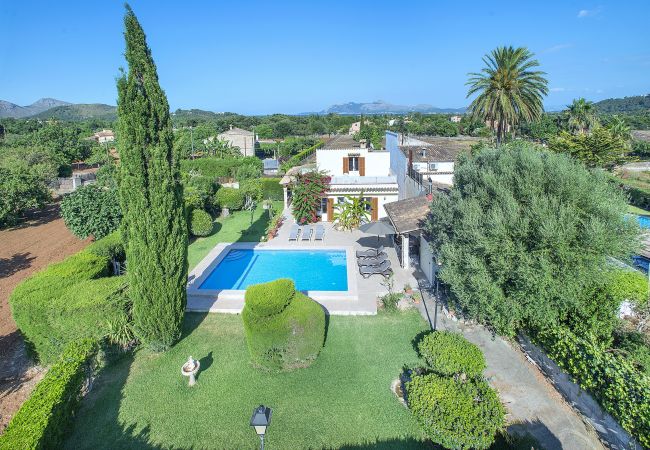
[542,43,573,54]
[577,7,602,18]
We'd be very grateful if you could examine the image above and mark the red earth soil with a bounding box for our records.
[0,203,90,432]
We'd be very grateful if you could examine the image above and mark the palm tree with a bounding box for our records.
[564,98,599,134]
[466,46,548,145]
[607,115,631,141]
[332,193,371,231]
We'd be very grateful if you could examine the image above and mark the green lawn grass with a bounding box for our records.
[64,311,430,449]
[628,204,650,216]
[188,202,282,270]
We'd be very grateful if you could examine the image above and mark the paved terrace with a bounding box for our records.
[187,210,418,315]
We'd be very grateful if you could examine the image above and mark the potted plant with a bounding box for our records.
[403,283,413,295]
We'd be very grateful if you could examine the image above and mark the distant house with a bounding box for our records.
[263,158,279,175]
[91,129,115,144]
[348,121,361,135]
[450,115,462,123]
[217,125,256,157]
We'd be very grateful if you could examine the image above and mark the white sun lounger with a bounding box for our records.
[301,226,313,241]
[314,224,325,242]
[288,225,300,241]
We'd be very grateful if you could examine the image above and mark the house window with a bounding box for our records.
[337,197,346,204]
[363,197,373,212]
[320,198,328,215]
[429,163,438,171]
[348,156,359,172]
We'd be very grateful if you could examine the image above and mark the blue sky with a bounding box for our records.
[1,0,649,114]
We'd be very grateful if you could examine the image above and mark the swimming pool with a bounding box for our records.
[637,215,650,229]
[198,249,348,291]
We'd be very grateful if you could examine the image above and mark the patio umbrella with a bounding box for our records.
[359,219,396,245]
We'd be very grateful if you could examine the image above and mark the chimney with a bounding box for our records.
[359,139,368,149]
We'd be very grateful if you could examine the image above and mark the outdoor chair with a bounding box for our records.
[357,253,388,267]
[288,225,300,241]
[314,224,325,242]
[359,260,393,279]
[355,245,385,258]
[301,226,313,241]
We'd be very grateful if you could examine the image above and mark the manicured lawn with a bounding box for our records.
[188,202,282,270]
[628,204,650,216]
[64,311,430,449]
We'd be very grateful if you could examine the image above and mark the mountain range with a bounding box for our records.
[314,100,466,115]
[0,98,117,121]
[0,98,71,118]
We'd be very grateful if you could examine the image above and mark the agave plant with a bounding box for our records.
[332,193,370,231]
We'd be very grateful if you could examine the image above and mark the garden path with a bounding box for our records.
[413,282,608,450]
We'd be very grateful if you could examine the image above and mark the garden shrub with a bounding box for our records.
[9,249,130,364]
[260,178,283,201]
[242,279,325,371]
[214,187,245,210]
[0,339,97,450]
[189,209,213,236]
[407,373,505,450]
[418,331,486,377]
[535,326,650,446]
[291,171,330,224]
[380,292,402,312]
[85,230,125,262]
[60,184,122,240]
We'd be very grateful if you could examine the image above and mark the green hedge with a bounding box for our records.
[535,327,650,447]
[260,178,283,201]
[85,230,125,262]
[281,140,324,171]
[0,339,97,450]
[242,279,325,371]
[407,373,505,450]
[418,331,486,377]
[614,176,650,210]
[180,156,262,179]
[190,209,213,236]
[10,246,129,364]
[214,187,245,210]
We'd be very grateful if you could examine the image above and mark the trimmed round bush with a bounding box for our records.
[245,279,295,317]
[214,187,245,210]
[418,331,486,377]
[407,374,505,450]
[190,209,213,236]
[85,231,125,262]
[242,279,325,371]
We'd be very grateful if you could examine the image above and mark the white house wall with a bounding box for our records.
[419,235,436,285]
[321,192,398,222]
[316,148,391,177]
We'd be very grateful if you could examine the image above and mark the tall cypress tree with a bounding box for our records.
[117,5,188,350]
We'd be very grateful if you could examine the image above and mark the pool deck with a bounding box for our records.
[187,212,418,315]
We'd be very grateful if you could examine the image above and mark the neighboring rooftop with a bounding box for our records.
[400,135,481,162]
[219,125,254,136]
[322,134,385,150]
[383,195,432,234]
[632,130,650,142]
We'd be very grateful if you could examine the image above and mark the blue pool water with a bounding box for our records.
[199,249,348,291]
[637,215,650,229]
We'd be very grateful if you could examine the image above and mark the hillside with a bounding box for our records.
[31,103,117,121]
[0,98,70,118]
[316,100,465,115]
[595,94,650,113]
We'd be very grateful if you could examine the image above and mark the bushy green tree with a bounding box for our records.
[407,374,505,449]
[117,5,188,350]
[0,159,52,227]
[548,127,628,168]
[425,142,638,337]
[60,185,122,239]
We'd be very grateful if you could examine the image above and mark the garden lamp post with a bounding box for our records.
[428,176,433,195]
[250,405,272,450]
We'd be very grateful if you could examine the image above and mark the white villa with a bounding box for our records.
[280,135,399,222]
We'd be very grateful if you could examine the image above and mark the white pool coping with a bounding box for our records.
[186,242,375,315]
